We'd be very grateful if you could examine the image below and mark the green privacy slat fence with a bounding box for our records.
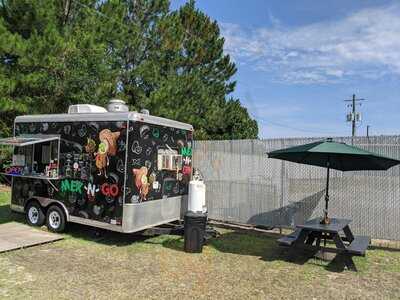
[193,136,400,240]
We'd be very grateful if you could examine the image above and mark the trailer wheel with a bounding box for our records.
[46,205,66,233]
[26,202,45,227]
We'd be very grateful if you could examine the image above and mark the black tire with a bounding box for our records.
[46,205,66,233]
[26,201,45,227]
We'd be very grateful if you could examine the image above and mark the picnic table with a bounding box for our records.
[277,218,370,271]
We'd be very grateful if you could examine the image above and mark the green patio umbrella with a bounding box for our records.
[268,138,400,224]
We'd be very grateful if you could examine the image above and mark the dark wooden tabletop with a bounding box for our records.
[296,218,352,233]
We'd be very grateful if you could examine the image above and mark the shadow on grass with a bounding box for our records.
[63,222,149,246]
[0,202,364,273]
[63,220,185,246]
[247,190,325,228]
[0,201,149,247]
[0,203,173,248]
[0,204,24,224]
[161,227,354,272]
[159,235,185,251]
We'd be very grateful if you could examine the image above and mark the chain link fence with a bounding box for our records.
[193,136,400,240]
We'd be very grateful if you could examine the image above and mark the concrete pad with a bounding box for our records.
[0,222,63,253]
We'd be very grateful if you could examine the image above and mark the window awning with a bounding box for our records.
[0,135,60,147]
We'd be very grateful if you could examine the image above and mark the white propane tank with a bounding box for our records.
[188,169,206,213]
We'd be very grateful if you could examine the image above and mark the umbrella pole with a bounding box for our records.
[322,163,330,224]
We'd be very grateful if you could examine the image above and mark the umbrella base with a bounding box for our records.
[320,218,331,225]
[320,212,331,225]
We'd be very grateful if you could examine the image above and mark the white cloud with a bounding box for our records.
[220,4,400,84]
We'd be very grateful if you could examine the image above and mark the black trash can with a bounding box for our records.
[184,212,207,253]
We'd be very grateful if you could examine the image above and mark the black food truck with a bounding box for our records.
[0,100,193,233]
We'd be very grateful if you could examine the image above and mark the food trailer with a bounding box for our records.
[0,100,193,233]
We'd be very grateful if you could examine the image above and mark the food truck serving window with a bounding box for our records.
[0,135,60,179]
[157,149,182,171]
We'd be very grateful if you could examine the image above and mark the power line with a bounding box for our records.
[253,115,342,136]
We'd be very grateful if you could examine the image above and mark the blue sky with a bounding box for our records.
[171,0,400,138]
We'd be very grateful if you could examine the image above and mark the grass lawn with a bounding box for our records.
[0,189,400,299]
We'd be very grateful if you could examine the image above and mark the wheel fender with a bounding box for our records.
[29,196,70,221]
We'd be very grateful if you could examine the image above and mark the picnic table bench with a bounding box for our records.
[277,218,370,271]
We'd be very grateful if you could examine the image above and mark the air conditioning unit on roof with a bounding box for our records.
[68,104,108,114]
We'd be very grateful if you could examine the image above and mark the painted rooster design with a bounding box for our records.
[95,129,120,177]
[133,166,150,201]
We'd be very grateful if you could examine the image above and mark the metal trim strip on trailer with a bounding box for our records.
[69,216,125,232]
[123,119,129,207]
[121,217,182,234]
[15,112,132,123]
[57,134,61,178]
[15,112,193,131]
[129,112,193,131]
[32,143,35,171]
[69,215,180,233]
[122,196,185,233]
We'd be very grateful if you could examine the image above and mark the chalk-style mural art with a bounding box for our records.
[126,121,192,203]
[131,140,142,155]
[14,120,127,225]
[11,118,193,225]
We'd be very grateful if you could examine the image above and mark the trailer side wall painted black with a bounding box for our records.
[8,112,193,232]
[13,120,127,226]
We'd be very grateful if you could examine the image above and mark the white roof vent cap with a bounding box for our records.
[140,109,150,115]
[68,104,107,114]
[107,99,129,112]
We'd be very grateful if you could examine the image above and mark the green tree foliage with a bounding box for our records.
[0,0,114,136]
[0,0,258,140]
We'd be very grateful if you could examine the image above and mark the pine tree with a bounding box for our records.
[0,0,113,136]
[112,0,258,139]
[0,0,258,140]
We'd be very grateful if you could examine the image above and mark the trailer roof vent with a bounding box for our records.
[107,99,129,113]
[140,109,150,115]
[68,104,107,114]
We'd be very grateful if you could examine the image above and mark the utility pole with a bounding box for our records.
[366,125,370,138]
[345,94,365,144]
